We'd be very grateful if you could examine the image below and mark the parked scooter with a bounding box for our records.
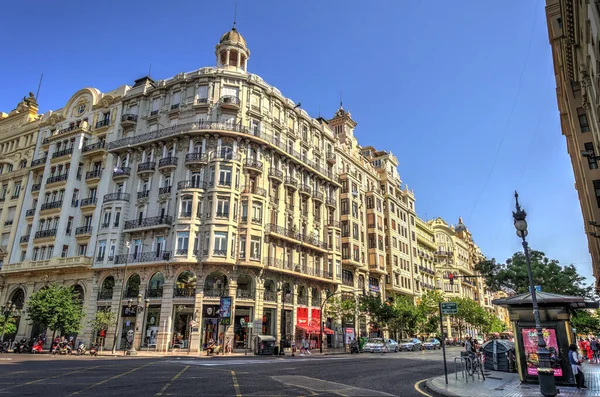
[89,344,98,356]
[0,341,10,353]
[52,341,72,355]
[76,342,86,356]
[31,340,43,354]
[350,340,360,354]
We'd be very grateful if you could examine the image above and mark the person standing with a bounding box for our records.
[569,344,588,389]
[590,338,599,363]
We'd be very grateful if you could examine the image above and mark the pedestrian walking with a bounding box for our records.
[300,337,311,356]
[569,344,588,389]
[591,338,599,363]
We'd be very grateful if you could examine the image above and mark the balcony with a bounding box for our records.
[124,215,173,231]
[31,183,41,192]
[75,226,93,236]
[327,220,341,229]
[52,148,73,159]
[158,156,178,172]
[121,114,138,127]
[241,185,266,197]
[178,212,192,219]
[137,162,155,175]
[40,200,63,212]
[113,251,171,264]
[312,191,324,203]
[146,288,163,298]
[20,235,30,244]
[80,197,97,208]
[95,119,110,130]
[325,197,336,208]
[210,151,239,162]
[215,211,229,219]
[263,291,277,302]
[299,184,312,197]
[327,152,336,164]
[251,217,263,226]
[244,158,263,173]
[159,186,172,195]
[177,180,204,191]
[137,190,150,199]
[4,220,13,226]
[46,173,69,185]
[31,157,47,168]
[85,170,102,181]
[25,208,35,217]
[34,229,57,240]
[97,290,113,301]
[185,152,208,166]
[265,223,300,242]
[284,177,298,190]
[204,288,228,298]
[268,168,283,182]
[173,287,195,298]
[82,141,106,155]
[103,193,130,203]
[112,167,131,180]
[236,289,255,300]
[220,95,240,110]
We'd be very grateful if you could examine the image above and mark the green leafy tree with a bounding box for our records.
[453,297,482,340]
[475,251,593,298]
[416,290,445,336]
[324,296,357,324]
[26,284,85,336]
[358,294,395,330]
[0,315,17,338]
[571,310,600,335]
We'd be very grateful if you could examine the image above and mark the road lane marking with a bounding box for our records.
[272,375,394,396]
[414,379,434,397]
[155,365,189,396]
[0,370,27,378]
[0,366,100,392]
[231,370,242,397]
[68,362,154,396]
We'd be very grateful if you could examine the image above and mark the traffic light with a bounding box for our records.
[448,273,454,285]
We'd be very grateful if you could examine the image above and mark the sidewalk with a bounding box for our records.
[95,348,346,358]
[426,364,600,397]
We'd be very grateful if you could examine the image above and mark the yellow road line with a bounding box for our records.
[231,370,242,397]
[414,379,434,397]
[69,362,154,396]
[155,365,189,396]
[0,366,99,392]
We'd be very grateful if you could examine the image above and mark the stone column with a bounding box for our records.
[189,279,203,353]
[236,50,241,68]
[157,279,175,353]
[225,49,231,66]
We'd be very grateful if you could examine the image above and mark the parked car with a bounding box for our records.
[422,338,441,350]
[399,338,422,351]
[362,338,399,353]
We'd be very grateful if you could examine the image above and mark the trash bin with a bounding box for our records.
[254,335,276,355]
[482,340,514,372]
[537,367,558,397]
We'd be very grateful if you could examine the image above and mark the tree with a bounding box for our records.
[571,310,600,335]
[475,251,593,298]
[453,297,482,340]
[26,284,85,336]
[480,312,508,334]
[358,294,395,330]
[323,296,357,324]
[0,315,17,338]
[416,290,445,336]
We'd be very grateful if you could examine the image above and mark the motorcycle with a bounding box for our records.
[77,343,86,356]
[0,341,10,353]
[350,340,360,354]
[89,344,98,357]
[52,341,72,355]
[31,340,43,354]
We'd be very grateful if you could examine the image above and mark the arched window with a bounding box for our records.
[125,274,140,298]
[148,272,164,298]
[175,271,196,297]
[99,276,114,300]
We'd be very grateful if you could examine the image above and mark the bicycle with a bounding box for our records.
[466,351,485,379]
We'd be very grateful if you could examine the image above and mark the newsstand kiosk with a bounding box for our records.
[493,292,599,387]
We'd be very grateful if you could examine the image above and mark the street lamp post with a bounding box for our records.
[111,241,131,354]
[277,287,289,356]
[513,192,557,396]
[0,301,18,343]
[125,293,148,355]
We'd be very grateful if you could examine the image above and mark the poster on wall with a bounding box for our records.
[521,328,562,376]
[220,296,232,325]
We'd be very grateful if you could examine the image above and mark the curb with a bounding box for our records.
[424,377,460,397]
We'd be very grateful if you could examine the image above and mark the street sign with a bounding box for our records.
[441,302,458,315]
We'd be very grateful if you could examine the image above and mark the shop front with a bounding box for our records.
[120,305,137,350]
[261,309,275,336]
[201,305,220,349]
[172,304,194,349]
[234,307,253,350]
[143,305,161,348]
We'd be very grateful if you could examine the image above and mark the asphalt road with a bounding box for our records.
[0,348,458,397]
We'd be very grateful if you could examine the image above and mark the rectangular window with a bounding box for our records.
[219,166,232,185]
[585,142,598,169]
[197,85,209,100]
[250,236,261,260]
[252,202,263,222]
[594,180,600,208]
[20,250,26,262]
[341,199,349,215]
[214,232,228,255]
[239,235,246,258]
[578,108,590,132]
[78,244,87,256]
[97,240,106,260]
[108,240,116,260]
[216,197,230,217]
[171,91,181,108]
[177,232,190,254]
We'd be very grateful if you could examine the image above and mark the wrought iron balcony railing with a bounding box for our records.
[124,215,173,230]
[35,229,57,239]
[103,193,130,203]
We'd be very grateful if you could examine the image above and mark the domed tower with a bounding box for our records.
[215,24,250,72]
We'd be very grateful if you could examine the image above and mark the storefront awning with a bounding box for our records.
[297,324,335,334]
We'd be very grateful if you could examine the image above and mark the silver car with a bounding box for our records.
[399,338,422,351]
[362,338,399,353]
[422,338,441,350]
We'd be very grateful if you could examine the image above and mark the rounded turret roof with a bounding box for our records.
[220,27,247,47]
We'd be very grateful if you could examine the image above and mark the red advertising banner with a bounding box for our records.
[521,328,562,377]
[311,308,321,322]
[296,307,308,326]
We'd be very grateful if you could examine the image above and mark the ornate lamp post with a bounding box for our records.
[125,293,148,355]
[0,301,19,343]
[112,241,130,354]
[513,192,557,396]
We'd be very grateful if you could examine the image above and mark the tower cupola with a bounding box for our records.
[215,24,250,72]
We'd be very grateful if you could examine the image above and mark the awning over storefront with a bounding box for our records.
[296,324,335,334]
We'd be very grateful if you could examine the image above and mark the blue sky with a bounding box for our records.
[1,1,592,283]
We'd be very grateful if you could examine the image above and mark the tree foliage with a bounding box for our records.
[26,284,85,335]
[475,251,593,298]
[572,310,600,335]
[88,309,117,334]
[324,296,357,324]
[0,315,17,337]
